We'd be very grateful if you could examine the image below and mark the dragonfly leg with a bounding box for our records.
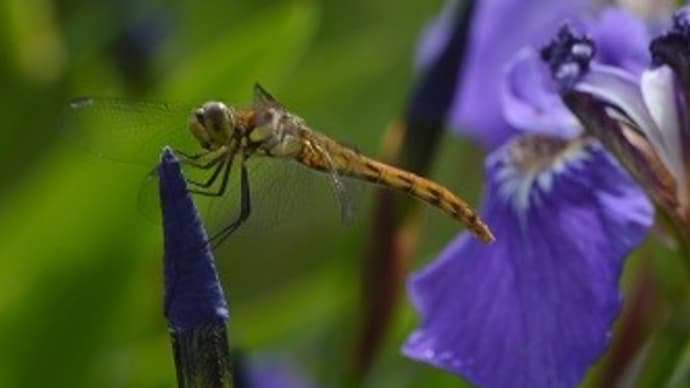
[187,155,233,197]
[186,158,225,188]
[177,146,228,170]
[209,163,251,248]
[173,148,207,160]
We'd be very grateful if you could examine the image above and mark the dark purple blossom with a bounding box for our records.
[159,147,229,332]
[159,147,233,386]
[403,2,655,387]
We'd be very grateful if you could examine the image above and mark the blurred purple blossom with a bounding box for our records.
[234,354,317,388]
[112,11,170,86]
[403,2,656,387]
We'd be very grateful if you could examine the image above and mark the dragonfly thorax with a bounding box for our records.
[249,105,305,158]
[188,101,236,150]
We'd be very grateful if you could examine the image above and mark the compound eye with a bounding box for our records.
[194,110,205,126]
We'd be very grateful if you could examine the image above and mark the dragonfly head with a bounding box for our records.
[189,101,236,150]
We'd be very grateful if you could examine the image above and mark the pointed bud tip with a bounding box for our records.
[160,146,177,163]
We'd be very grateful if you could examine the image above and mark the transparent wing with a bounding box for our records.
[60,97,201,166]
[63,97,363,250]
[309,141,355,224]
[137,166,166,224]
[200,156,345,241]
[135,153,359,248]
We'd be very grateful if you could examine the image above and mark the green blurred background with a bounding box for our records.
[4,1,687,387]
[0,0,493,387]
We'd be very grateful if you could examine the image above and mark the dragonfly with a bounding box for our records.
[64,84,494,245]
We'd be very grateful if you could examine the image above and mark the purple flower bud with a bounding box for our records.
[158,147,233,386]
[159,147,229,332]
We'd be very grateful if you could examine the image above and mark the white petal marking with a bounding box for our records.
[641,66,687,203]
[575,64,677,174]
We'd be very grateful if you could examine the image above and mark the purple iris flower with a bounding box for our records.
[437,0,593,148]
[403,2,655,387]
[542,8,690,232]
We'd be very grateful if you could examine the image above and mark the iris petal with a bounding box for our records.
[403,138,652,388]
[576,64,676,172]
[502,48,580,138]
[591,7,650,75]
[447,0,590,148]
[640,66,686,201]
